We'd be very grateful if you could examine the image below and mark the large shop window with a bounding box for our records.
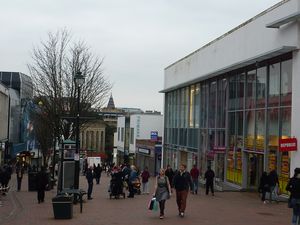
[217,79,227,128]
[268,63,280,107]
[189,85,195,128]
[227,112,243,185]
[237,73,245,109]
[229,75,237,110]
[209,82,217,128]
[281,59,292,106]
[255,110,265,153]
[267,108,279,171]
[280,107,291,195]
[245,110,255,151]
[194,84,200,128]
[200,84,208,128]
[256,67,267,108]
[246,70,256,109]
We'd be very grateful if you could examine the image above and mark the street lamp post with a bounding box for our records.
[74,71,85,189]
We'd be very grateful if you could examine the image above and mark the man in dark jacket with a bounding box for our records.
[86,166,94,200]
[204,166,215,196]
[165,165,175,188]
[16,163,24,192]
[268,169,279,202]
[173,164,192,218]
[36,166,49,203]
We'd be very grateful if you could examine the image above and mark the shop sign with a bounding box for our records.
[138,148,150,155]
[213,146,226,153]
[151,131,158,141]
[279,138,297,152]
[206,151,215,160]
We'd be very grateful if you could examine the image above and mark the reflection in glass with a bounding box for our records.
[281,59,292,106]
[281,107,291,138]
[269,63,280,107]
[245,110,255,151]
[237,73,245,109]
[209,82,217,128]
[246,70,256,109]
[255,110,265,152]
[189,85,195,128]
[229,75,237,110]
[256,67,267,108]
[194,84,200,128]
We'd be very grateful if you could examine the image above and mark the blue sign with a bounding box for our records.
[151,131,158,141]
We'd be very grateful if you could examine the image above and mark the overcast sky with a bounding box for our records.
[0,0,281,112]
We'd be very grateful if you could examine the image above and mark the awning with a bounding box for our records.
[266,11,300,28]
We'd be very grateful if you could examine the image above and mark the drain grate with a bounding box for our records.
[257,212,274,216]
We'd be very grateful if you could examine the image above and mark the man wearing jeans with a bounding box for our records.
[190,165,200,194]
[173,164,193,218]
[269,169,279,202]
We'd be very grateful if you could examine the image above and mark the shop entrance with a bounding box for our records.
[247,153,264,188]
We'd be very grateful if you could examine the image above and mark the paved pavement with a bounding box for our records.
[0,173,291,225]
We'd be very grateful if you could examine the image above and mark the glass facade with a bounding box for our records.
[164,53,292,190]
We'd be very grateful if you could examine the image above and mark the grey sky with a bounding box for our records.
[0,0,281,111]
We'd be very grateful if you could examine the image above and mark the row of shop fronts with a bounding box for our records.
[162,0,300,193]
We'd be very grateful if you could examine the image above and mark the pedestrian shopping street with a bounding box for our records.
[0,174,290,225]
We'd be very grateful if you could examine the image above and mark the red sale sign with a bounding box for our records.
[279,138,297,152]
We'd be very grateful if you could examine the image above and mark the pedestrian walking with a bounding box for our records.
[127,165,138,198]
[190,164,200,194]
[94,164,102,185]
[36,166,49,203]
[173,164,192,218]
[54,163,58,176]
[286,167,300,225]
[165,165,175,188]
[16,163,24,192]
[268,169,279,202]
[153,168,171,219]
[141,167,150,194]
[204,166,215,196]
[86,166,94,200]
[258,171,270,204]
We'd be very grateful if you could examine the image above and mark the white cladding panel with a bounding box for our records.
[164,0,299,90]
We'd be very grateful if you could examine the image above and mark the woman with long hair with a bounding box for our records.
[153,168,171,219]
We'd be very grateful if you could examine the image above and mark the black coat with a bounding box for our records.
[286,176,300,199]
[36,171,49,190]
[204,169,215,183]
[259,173,269,192]
[173,171,192,191]
[86,169,94,183]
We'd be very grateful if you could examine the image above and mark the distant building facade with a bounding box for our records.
[116,112,163,165]
[0,71,33,162]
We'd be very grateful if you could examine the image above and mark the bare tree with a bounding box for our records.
[28,29,112,149]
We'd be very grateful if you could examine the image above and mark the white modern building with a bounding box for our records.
[116,113,163,165]
[161,0,300,192]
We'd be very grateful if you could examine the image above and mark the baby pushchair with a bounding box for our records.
[109,172,125,199]
[132,178,141,195]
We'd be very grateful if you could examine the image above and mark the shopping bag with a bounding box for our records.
[152,199,158,211]
[148,197,157,211]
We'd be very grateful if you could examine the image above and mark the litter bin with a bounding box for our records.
[28,172,37,191]
[52,195,73,219]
